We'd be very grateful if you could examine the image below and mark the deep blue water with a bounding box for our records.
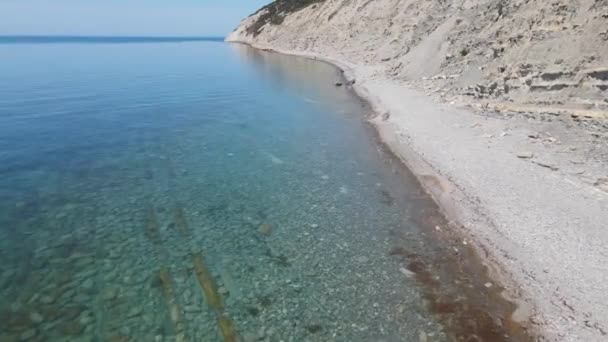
[0,36,224,44]
[0,38,525,341]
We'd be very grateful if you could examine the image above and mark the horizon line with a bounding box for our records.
[0,35,227,44]
[0,34,226,39]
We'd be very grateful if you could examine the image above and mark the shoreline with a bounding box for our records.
[226,38,608,341]
[229,39,536,330]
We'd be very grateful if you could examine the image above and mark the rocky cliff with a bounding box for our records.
[228,0,608,119]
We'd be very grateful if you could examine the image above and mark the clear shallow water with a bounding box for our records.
[0,39,530,341]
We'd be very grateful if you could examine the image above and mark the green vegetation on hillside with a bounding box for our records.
[247,0,325,36]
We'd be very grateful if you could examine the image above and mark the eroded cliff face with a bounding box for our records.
[228,0,608,119]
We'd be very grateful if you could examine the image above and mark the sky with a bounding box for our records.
[0,0,271,37]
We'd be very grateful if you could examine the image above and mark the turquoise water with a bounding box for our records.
[0,39,528,341]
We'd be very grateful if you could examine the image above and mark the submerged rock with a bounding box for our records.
[28,312,43,324]
[101,287,119,301]
[127,306,143,318]
[20,329,36,341]
[61,321,84,336]
[258,223,273,236]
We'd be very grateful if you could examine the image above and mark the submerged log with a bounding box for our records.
[192,253,223,311]
[217,316,237,342]
[158,268,187,342]
[192,253,240,340]
[144,205,161,242]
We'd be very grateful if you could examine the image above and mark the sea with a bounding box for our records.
[0,36,530,341]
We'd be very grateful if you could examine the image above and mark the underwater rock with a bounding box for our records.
[63,305,84,321]
[219,261,241,300]
[19,329,36,341]
[101,287,119,301]
[81,278,95,291]
[258,223,272,236]
[257,326,266,339]
[108,335,129,342]
[183,305,201,313]
[79,312,94,326]
[119,327,130,336]
[127,306,143,318]
[0,334,19,342]
[28,312,43,324]
[245,306,260,317]
[3,311,31,332]
[74,257,95,268]
[305,324,323,334]
[356,256,369,264]
[242,332,257,342]
[39,295,56,305]
[39,306,62,322]
[61,320,84,336]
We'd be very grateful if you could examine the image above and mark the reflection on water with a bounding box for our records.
[0,40,531,341]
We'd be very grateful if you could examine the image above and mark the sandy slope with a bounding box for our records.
[226,1,608,341]
[232,0,608,119]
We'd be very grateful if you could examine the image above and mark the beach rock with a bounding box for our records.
[516,151,534,159]
[533,160,559,171]
[594,178,608,192]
